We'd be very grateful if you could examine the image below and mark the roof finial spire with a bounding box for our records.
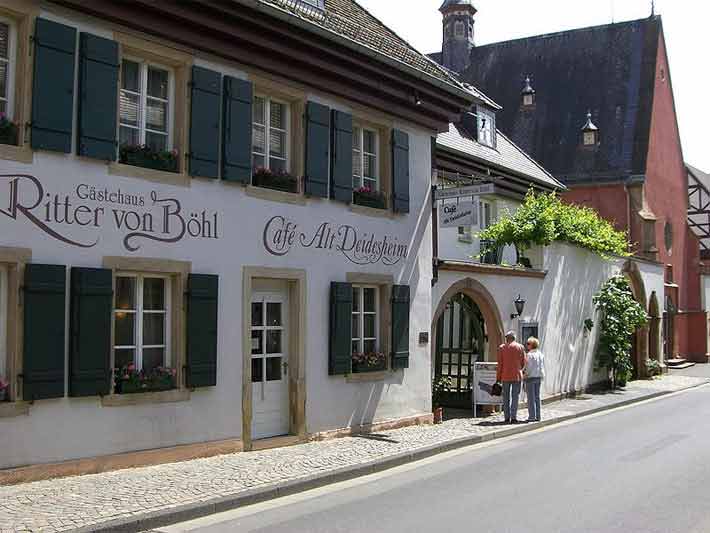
[651,0,655,16]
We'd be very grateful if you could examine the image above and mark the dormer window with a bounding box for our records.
[582,111,599,146]
[522,77,535,107]
[477,107,495,148]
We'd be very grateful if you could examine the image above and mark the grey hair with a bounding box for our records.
[505,331,516,341]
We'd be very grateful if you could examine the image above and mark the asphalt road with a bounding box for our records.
[159,384,710,533]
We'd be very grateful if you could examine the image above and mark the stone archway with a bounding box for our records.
[432,278,504,363]
[432,278,505,409]
[622,260,649,378]
[648,291,662,365]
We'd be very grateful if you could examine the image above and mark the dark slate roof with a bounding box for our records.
[437,123,564,190]
[461,16,662,184]
[253,0,471,97]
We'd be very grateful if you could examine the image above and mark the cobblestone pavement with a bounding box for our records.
[1,375,707,532]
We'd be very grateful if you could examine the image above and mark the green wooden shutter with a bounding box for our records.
[329,282,352,375]
[330,110,353,204]
[77,33,119,161]
[189,66,222,179]
[69,267,112,397]
[305,101,330,198]
[392,129,410,214]
[186,274,219,387]
[391,285,411,369]
[23,264,66,400]
[31,18,77,153]
[222,76,253,184]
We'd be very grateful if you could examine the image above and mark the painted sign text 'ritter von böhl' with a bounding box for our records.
[0,175,220,251]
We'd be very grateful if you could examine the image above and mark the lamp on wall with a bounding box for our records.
[511,295,526,319]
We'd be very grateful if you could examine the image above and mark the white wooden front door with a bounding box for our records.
[251,291,290,440]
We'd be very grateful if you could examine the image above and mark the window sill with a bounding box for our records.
[108,162,190,188]
[346,370,391,383]
[0,401,30,418]
[349,203,395,219]
[101,388,190,407]
[245,185,306,206]
[0,143,33,164]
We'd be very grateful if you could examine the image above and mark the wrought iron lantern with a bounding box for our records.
[511,294,526,319]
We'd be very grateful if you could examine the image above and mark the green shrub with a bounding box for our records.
[593,276,648,387]
[479,190,631,258]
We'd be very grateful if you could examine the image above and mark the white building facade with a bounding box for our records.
[0,0,476,470]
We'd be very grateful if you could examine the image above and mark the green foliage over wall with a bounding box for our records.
[479,190,631,258]
[593,276,648,386]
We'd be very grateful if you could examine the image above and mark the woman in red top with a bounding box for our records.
[496,331,526,424]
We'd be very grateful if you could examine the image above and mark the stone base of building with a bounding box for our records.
[0,413,434,486]
[0,438,245,487]
[309,412,434,441]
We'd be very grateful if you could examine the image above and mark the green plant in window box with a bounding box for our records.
[0,376,9,402]
[353,187,387,210]
[119,144,179,173]
[114,363,177,394]
[351,351,387,373]
[0,113,19,146]
[252,167,300,193]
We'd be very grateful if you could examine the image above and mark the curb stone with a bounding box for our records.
[76,381,709,533]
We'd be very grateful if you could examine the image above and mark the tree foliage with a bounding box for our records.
[593,276,648,386]
[479,190,631,258]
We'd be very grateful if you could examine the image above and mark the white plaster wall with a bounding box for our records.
[433,243,665,398]
[0,12,433,467]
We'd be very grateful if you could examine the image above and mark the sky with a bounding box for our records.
[357,0,710,173]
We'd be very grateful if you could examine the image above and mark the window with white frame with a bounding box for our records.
[479,199,493,230]
[352,126,379,191]
[0,265,7,386]
[252,95,289,173]
[0,18,16,117]
[351,286,379,355]
[477,108,496,148]
[114,274,171,372]
[119,58,173,152]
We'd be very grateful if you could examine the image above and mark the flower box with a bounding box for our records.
[120,145,179,173]
[353,188,387,210]
[114,365,177,395]
[351,352,387,374]
[0,114,19,147]
[252,168,300,194]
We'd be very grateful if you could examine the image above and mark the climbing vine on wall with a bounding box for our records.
[593,276,648,386]
[479,190,631,258]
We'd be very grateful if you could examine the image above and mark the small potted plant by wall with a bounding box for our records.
[351,351,387,374]
[0,113,19,146]
[432,375,452,424]
[0,376,9,402]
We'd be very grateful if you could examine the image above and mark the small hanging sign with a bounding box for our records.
[435,183,495,200]
[440,201,477,228]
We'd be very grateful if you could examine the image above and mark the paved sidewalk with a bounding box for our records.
[1,374,707,533]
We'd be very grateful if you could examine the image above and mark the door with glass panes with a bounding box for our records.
[251,291,290,440]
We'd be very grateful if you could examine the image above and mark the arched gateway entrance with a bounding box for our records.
[433,279,504,409]
[622,260,649,379]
